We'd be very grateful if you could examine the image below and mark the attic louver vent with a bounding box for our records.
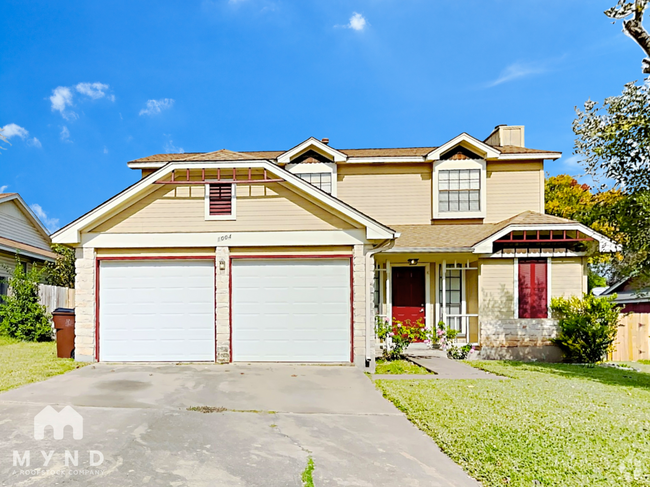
[209,183,232,216]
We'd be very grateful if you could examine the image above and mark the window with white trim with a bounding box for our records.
[438,169,481,213]
[295,172,333,194]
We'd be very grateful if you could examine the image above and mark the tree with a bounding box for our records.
[0,258,52,341]
[545,175,624,287]
[606,0,650,74]
[545,174,622,240]
[44,244,76,288]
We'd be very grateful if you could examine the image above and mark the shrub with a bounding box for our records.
[550,293,621,364]
[383,317,427,360]
[427,321,460,350]
[447,344,472,360]
[0,259,52,341]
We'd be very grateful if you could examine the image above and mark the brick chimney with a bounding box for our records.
[321,138,329,145]
[484,125,525,147]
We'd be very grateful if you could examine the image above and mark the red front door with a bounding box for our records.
[392,266,426,338]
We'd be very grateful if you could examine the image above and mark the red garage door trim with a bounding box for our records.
[94,255,217,362]
[228,254,354,364]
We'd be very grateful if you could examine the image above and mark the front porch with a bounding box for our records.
[374,252,480,345]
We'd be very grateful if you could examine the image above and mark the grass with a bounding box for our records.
[639,360,650,365]
[374,358,433,375]
[0,335,84,393]
[376,361,650,487]
[301,457,315,487]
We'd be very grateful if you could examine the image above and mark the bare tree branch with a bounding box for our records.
[606,0,650,73]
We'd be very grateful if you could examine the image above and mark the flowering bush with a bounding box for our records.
[378,317,427,360]
[447,344,473,360]
[427,321,460,351]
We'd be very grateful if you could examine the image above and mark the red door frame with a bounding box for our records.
[94,255,217,362]
[228,255,355,363]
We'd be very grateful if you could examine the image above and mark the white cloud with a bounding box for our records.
[30,203,60,233]
[50,86,76,120]
[163,135,184,154]
[50,82,113,119]
[75,82,110,100]
[140,98,175,116]
[60,126,71,142]
[103,146,108,154]
[348,12,367,31]
[1,124,42,149]
[0,185,8,193]
[488,62,547,87]
[2,123,29,139]
[28,137,42,148]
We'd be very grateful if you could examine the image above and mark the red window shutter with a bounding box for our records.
[518,259,548,319]
[209,183,232,216]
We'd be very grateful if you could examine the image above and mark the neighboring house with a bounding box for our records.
[600,277,650,313]
[52,125,616,365]
[0,193,56,299]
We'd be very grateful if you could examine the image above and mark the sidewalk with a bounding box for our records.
[372,345,505,380]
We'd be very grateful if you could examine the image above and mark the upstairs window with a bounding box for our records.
[206,183,235,219]
[518,258,548,319]
[296,172,333,194]
[438,169,481,212]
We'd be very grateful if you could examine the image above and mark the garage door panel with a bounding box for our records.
[99,260,215,362]
[232,259,351,362]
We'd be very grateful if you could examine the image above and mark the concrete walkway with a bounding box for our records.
[373,347,505,380]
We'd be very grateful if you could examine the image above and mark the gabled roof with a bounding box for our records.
[600,277,650,304]
[426,133,501,161]
[180,149,258,161]
[0,193,52,240]
[277,137,347,163]
[390,211,618,253]
[51,160,397,244]
[0,236,57,262]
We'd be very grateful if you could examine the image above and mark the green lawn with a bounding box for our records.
[376,361,650,487]
[374,358,433,375]
[0,336,84,392]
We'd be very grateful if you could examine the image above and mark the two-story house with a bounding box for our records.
[52,125,615,365]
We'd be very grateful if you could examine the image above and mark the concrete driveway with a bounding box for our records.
[0,364,479,486]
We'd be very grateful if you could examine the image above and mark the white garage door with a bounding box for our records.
[232,259,351,362]
[99,260,215,362]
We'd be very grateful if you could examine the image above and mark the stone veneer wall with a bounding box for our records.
[215,246,230,363]
[352,244,370,367]
[479,319,562,361]
[74,247,96,362]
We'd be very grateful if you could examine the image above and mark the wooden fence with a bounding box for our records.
[38,284,74,314]
[610,312,650,362]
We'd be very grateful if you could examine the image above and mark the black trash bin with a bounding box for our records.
[52,308,75,359]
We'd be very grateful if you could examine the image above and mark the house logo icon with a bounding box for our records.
[33,406,83,440]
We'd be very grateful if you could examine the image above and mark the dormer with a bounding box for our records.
[279,137,346,196]
[426,133,496,220]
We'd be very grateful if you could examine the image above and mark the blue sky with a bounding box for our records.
[0,0,644,232]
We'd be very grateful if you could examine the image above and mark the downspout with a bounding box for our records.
[365,235,398,369]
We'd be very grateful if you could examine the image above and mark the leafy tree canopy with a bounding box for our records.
[44,244,75,289]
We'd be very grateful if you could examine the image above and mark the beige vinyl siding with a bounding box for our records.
[466,268,479,342]
[337,164,432,225]
[479,258,515,319]
[551,257,586,299]
[0,250,36,278]
[95,248,216,257]
[0,201,51,250]
[230,246,353,256]
[485,161,544,223]
[89,183,356,233]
